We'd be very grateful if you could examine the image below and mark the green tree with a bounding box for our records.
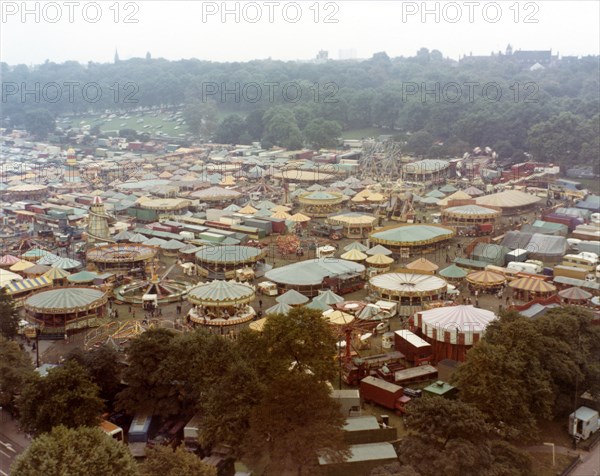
[397,398,531,476]
[0,287,19,339]
[67,345,123,404]
[260,307,338,382]
[214,114,246,144]
[24,109,55,138]
[0,337,36,414]
[199,360,262,452]
[527,112,586,165]
[241,372,349,475]
[116,328,178,417]
[17,361,104,434]
[304,118,342,149]
[263,106,303,150]
[184,99,218,139]
[406,130,434,157]
[139,445,216,476]
[11,425,138,476]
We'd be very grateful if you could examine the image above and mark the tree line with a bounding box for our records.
[2,49,598,167]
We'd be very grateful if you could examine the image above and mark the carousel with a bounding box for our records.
[441,204,500,231]
[327,212,378,239]
[412,305,497,362]
[113,262,190,306]
[509,277,557,302]
[369,224,455,256]
[369,272,448,311]
[195,245,266,279]
[186,280,256,335]
[24,286,108,337]
[365,254,394,275]
[466,270,506,292]
[86,243,157,275]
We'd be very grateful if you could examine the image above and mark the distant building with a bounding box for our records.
[315,50,329,63]
[339,48,357,60]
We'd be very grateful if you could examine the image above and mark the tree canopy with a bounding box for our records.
[396,397,532,476]
[11,426,138,476]
[0,337,36,414]
[139,445,216,476]
[453,308,600,440]
[0,287,20,340]
[17,360,104,434]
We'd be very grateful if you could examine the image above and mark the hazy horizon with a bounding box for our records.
[1,1,599,66]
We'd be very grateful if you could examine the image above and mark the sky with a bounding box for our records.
[1,1,599,65]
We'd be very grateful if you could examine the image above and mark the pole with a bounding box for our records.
[35,327,40,368]
[543,442,555,466]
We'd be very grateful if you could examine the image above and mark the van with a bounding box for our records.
[562,254,596,271]
[507,261,541,274]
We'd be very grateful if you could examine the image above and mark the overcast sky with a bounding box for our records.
[1,1,599,65]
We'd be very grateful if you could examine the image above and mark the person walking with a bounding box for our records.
[259,299,263,309]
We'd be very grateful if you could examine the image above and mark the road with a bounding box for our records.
[0,434,24,475]
[572,443,600,476]
[0,411,28,475]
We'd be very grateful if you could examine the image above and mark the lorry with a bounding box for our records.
[507,261,542,274]
[342,351,406,386]
[393,365,438,386]
[360,376,412,414]
[183,413,203,453]
[312,223,343,240]
[323,273,365,295]
[553,265,595,281]
[463,223,493,237]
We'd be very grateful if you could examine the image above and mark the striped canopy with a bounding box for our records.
[0,254,21,266]
[558,287,592,301]
[509,277,556,294]
[5,276,51,294]
[466,270,506,287]
[265,301,292,316]
[276,289,309,306]
[187,280,255,307]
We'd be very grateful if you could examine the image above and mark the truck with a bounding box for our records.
[342,351,406,386]
[394,330,433,366]
[463,223,493,237]
[507,261,542,274]
[128,413,153,457]
[183,413,203,453]
[323,273,365,295]
[553,265,594,281]
[393,365,438,386]
[312,223,344,240]
[360,376,412,414]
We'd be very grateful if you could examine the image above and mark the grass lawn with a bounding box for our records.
[576,177,600,195]
[341,127,390,140]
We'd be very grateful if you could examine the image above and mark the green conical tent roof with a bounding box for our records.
[276,289,309,306]
[266,302,293,316]
[439,264,468,279]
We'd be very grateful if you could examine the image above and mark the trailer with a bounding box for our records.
[393,365,438,385]
[342,351,406,386]
[394,330,433,366]
[360,376,411,414]
[323,273,365,295]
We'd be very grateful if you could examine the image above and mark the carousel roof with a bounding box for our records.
[475,190,541,208]
[288,213,311,223]
[276,289,310,305]
[23,264,52,275]
[0,254,21,266]
[558,287,592,301]
[25,287,107,313]
[443,204,499,217]
[464,186,484,196]
[439,264,468,279]
[113,230,133,242]
[340,249,368,261]
[419,305,497,333]
[305,299,332,311]
[187,280,255,306]
[238,205,258,214]
[191,186,242,201]
[426,190,446,199]
[10,260,35,272]
[271,211,291,220]
[36,254,61,266]
[67,270,99,283]
[344,241,369,252]
[300,191,342,202]
[437,190,472,207]
[265,258,365,286]
[223,203,241,212]
[313,289,345,305]
[439,184,458,193]
[48,257,82,270]
[43,267,71,280]
[509,277,556,293]
[366,245,393,256]
[0,269,23,287]
[370,225,454,246]
[329,213,377,226]
[365,253,394,265]
[466,270,506,286]
[370,273,448,296]
[160,239,186,250]
[195,245,264,264]
[265,301,293,315]
[406,258,439,272]
[323,309,355,325]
